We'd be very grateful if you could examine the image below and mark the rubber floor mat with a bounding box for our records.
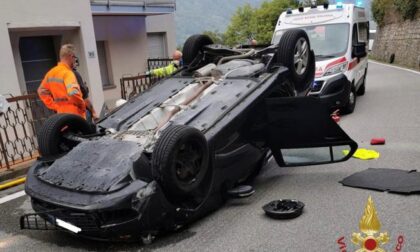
[340,168,420,194]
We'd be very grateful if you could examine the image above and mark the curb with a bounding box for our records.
[0,165,31,183]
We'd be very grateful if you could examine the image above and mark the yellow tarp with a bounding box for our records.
[343,148,380,160]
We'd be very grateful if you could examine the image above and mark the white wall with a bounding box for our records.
[93,16,148,104]
[0,0,104,112]
[146,13,177,56]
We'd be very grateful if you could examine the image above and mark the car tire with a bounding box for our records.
[38,113,95,157]
[152,125,210,198]
[277,29,315,92]
[357,71,367,96]
[182,34,214,66]
[343,84,357,114]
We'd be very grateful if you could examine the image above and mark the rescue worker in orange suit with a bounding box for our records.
[38,44,86,118]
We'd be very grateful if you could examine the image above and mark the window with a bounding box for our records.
[96,41,113,88]
[358,22,369,42]
[352,24,358,45]
[147,33,167,58]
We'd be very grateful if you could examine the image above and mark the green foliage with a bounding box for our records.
[223,0,297,46]
[394,0,418,20]
[202,30,226,44]
[371,0,392,25]
[253,0,298,43]
[224,4,256,46]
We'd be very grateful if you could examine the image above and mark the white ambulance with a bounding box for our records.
[272,3,369,113]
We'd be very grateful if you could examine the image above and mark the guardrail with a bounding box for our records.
[0,94,53,170]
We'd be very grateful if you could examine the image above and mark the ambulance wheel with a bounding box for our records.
[343,84,357,114]
[357,70,367,96]
[38,114,95,157]
[182,34,214,66]
[277,29,315,92]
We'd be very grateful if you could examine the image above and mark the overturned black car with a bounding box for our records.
[22,29,357,242]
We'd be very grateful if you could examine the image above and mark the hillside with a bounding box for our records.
[175,0,374,46]
[175,0,265,45]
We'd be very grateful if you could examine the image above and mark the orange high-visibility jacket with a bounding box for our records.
[38,62,86,118]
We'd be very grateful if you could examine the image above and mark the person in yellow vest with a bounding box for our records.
[146,50,183,78]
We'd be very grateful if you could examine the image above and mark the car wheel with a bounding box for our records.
[152,125,210,198]
[182,34,214,66]
[277,29,315,92]
[38,113,95,157]
[343,84,357,114]
[357,71,367,96]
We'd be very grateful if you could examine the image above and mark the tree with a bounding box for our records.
[224,4,256,46]
[202,30,225,44]
[223,0,298,46]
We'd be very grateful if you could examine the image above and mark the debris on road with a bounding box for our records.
[371,138,386,145]
[340,168,420,194]
[343,148,380,160]
[262,199,305,219]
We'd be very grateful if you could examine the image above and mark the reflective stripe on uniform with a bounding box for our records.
[66,83,78,89]
[68,90,79,96]
[47,77,65,83]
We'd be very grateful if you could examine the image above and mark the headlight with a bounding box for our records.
[323,62,348,77]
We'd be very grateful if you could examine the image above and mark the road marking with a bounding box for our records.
[369,60,420,75]
[0,190,26,205]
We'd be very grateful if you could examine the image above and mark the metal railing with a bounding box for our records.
[120,74,160,100]
[147,58,172,71]
[0,94,53,170]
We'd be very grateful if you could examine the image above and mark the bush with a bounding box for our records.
[372,0,392,26]
[394,0,418,20]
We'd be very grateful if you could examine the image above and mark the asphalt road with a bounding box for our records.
[1,61,420,252]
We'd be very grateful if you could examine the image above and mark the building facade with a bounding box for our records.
[0,0,176,111]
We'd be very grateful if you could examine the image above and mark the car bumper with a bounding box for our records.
[308,74,351,110]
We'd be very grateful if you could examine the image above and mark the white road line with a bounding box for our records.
[0,190,26,205]
[369,60,420,75]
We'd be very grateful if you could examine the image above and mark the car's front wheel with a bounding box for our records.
[38,113,95,158]
[152,125,210,199]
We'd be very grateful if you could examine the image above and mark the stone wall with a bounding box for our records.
[371,17,420,70]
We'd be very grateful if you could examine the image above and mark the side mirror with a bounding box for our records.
[352,42,367,58]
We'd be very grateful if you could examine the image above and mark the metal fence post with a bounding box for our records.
[0,129,10,170]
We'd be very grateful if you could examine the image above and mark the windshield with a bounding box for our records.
[272,23,350,58]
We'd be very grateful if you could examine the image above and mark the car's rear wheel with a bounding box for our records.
[38,113,95,157]
[277,29,315,92]
[182,34,214,66]
[152,125,210,198]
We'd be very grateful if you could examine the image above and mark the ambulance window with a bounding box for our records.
[358,22,369,42]
[352,24,358,45]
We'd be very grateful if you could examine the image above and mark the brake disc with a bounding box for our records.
[262,199,305,219]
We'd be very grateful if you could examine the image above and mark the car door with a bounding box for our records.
[265,94,357,167]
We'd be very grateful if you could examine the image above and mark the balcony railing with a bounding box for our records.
[91,0,176,15]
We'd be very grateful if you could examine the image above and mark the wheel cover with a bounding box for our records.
[349,90,355,105]
[175,140,203,184]
[294,38,309,75]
